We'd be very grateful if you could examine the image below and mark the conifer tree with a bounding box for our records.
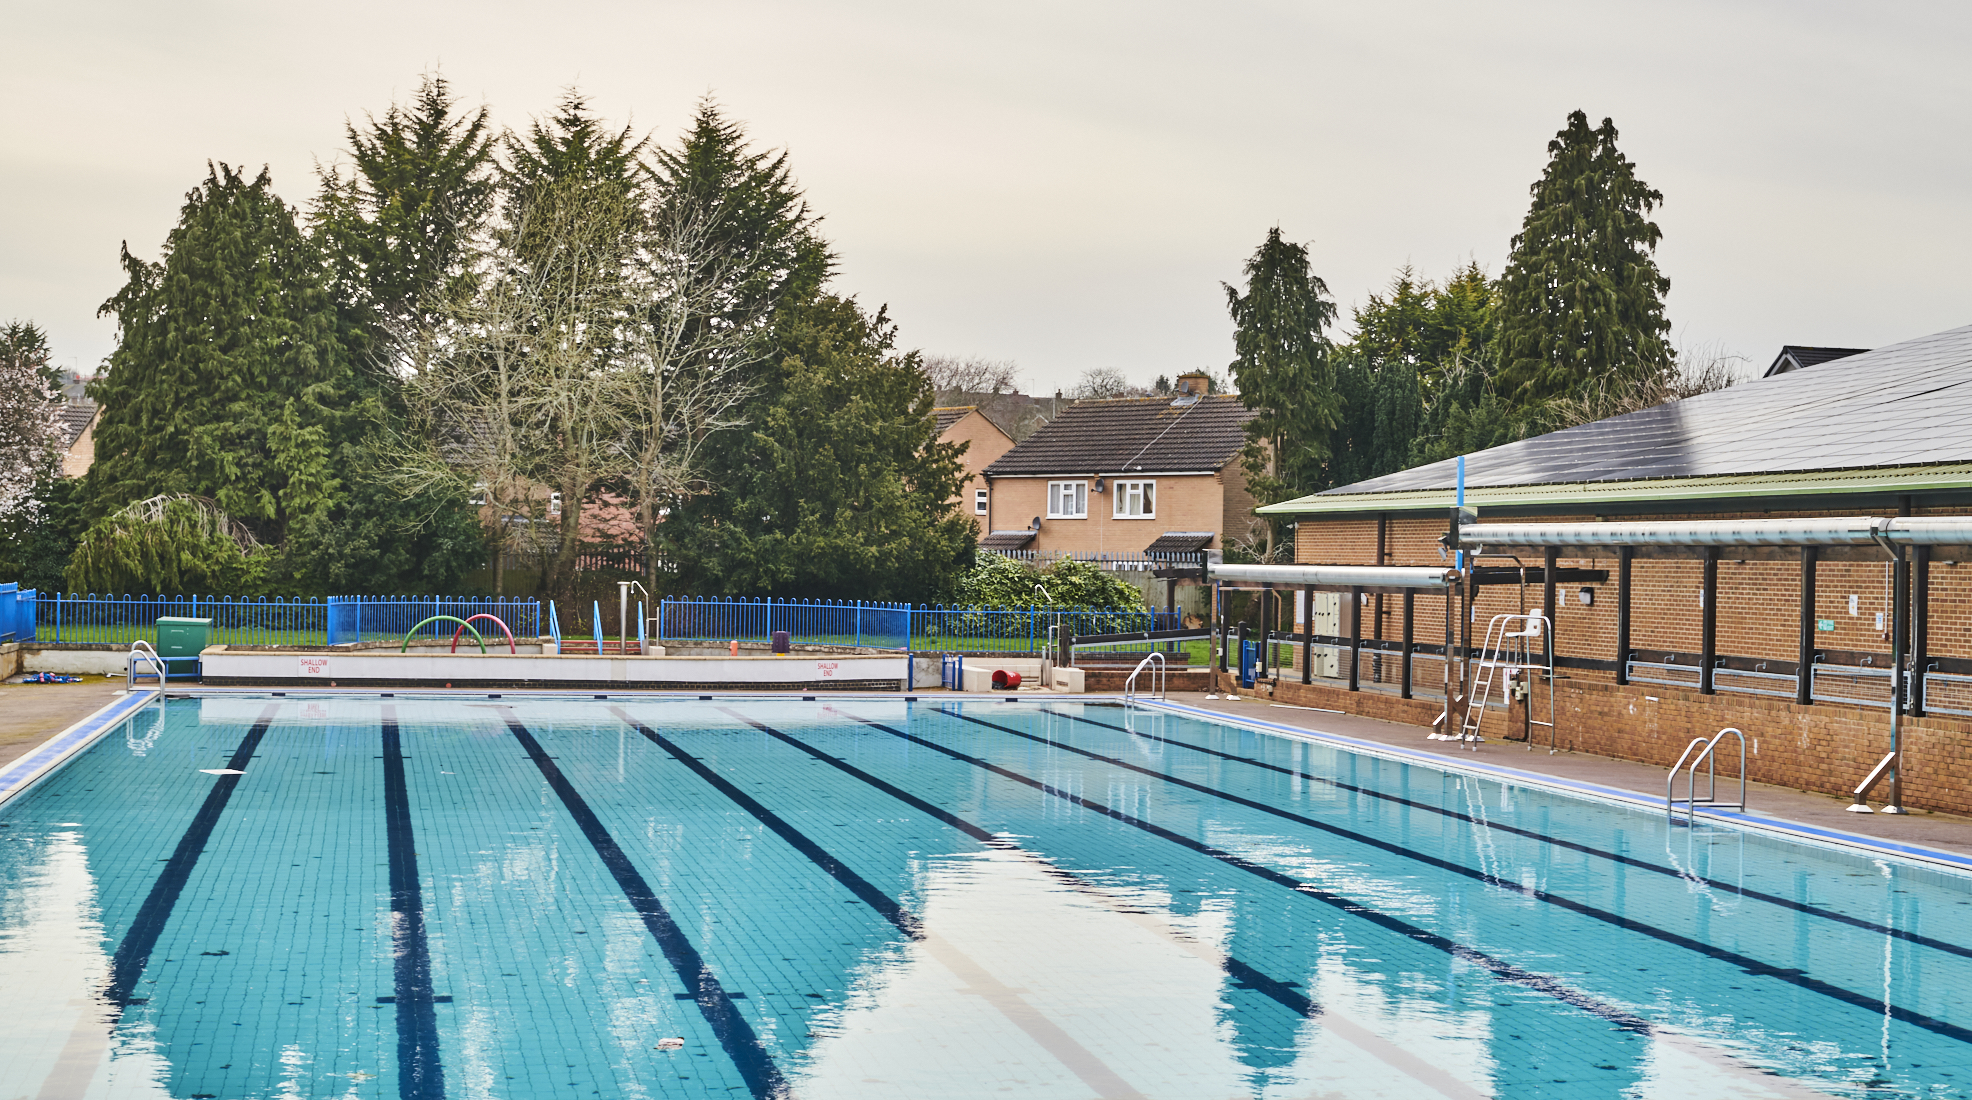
[314,73,497,349]
[91,164,356,542]
[664,295,974,600]
[1494,111,1672,403]
[1223,228,1339,556]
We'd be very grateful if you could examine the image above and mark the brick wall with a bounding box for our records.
[942,410,1017,534]
[989,467,1239,555]
[1270,505,1972,812]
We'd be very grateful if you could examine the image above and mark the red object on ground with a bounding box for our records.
[991,669,1022,689]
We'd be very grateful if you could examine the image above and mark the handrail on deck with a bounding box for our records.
[1667,726,1747,823]
[127,640,168,687]
[1124,651,1167,705]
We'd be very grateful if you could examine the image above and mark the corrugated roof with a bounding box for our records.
[1264,321,1972,516]
[1258,463,1972,516]
[983,394,1254,476]
[1144,531,1215,553]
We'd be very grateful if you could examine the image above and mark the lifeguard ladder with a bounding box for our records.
[1454,612,1556,752]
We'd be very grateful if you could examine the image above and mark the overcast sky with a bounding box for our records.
[6,1,1969,392]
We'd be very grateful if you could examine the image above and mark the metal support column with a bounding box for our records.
[1258,585,1272,682]
[1347,586,1363,692]
[1912,545,1931,717]
[1400,589,1415,699]
[1700,548,1719,695]
[1300,583,1313,684]
[1797,546,1817,706]
[1542,547,1558,623]
[1616,549,1633,686]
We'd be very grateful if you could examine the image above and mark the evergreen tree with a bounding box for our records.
[313,72,497,350]
[664,295,974,600]
[91,164,357,541]
[1223,228,1340,554]
[1494,110,1672,404]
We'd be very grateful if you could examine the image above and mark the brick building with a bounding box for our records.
[933,406,1017,534]
[1245,321,1972,815]
[977,377,1259,560]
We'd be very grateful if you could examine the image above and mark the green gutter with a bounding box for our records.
[1257,463,1972,517]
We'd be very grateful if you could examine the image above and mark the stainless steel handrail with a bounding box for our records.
[127,640,168,688]
[1124,651,1167,704]
[1666,726,1747,822]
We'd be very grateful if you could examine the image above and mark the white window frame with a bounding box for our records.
[974,488,989,515]
[548,491,563,517]
[1112,479,1156,518]
[1046,480,1088,519]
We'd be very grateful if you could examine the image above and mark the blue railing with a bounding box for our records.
[656,597,1177,655]
[0,584,36,643]
[31,593,540,647]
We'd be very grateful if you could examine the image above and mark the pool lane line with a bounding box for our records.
[380,707,445,1100]
[928,708,1972,1048]
[1051,708,1972,965]
[616,710,1151,1100]
[607,708,923,940]
[709,707,1317,1019]
[1136,698,1972,875]
[104,703,281,1009]
[496,711,789,1100]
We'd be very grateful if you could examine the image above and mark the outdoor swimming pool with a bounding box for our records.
[0,694,1967,1099]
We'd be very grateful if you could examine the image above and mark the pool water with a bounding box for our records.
[0,694,1967,1099]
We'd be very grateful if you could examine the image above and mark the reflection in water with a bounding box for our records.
[0,827,172,1098]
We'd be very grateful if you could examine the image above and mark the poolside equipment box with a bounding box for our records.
[156,616,211,680]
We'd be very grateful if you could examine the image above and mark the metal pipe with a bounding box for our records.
[1459,515,1972,549]
[1210,563,1456,588]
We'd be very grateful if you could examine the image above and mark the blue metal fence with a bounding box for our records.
[656,597,1175,654]
[0,584,35,643]
[32,593,539,647]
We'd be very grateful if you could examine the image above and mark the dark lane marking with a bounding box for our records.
[835,708,1649,1031]
[106,704,280,1008]
[937,708,1972,1046]
[716,708,1319,1020]
[607,707,923,940]
[498,711,788,1100]
[381,707,445,1100]
[1058,707,1972,962]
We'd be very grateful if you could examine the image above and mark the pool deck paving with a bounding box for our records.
[4,679,1970,868]
[0,676,132,771]
[1164,689,1972,864]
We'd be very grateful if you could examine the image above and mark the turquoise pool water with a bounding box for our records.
[0,694,1966,1099]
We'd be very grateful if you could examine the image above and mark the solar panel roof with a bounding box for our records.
[1288,321,1972,502]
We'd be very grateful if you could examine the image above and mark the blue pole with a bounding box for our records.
[1455,454,1467,571]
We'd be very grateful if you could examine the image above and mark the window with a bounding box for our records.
[548,492,563,517]
[974,488,989,515]
[468,482,487,506]
[1112,479,1156,518]
[1047,480,1088,518]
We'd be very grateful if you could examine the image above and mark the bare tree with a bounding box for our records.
[1547,341,1746,428]
[923,354,1018,403]
[1069,365,1145,400]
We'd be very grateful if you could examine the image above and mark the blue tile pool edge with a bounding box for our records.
[1135,698,1972,877]
[0,688,163,811]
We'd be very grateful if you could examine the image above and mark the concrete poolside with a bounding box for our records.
[5,679,1971,863]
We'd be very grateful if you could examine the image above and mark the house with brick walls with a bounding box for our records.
[1249,320,1972,816]
[934,406,1017,534]
[977,375,1259,564]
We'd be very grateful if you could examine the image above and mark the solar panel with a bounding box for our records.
[1325,323,1972,495]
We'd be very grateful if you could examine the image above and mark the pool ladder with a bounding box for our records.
[1124,652,1166,704]
[127,640,167,688]
[1667,727,1746,823]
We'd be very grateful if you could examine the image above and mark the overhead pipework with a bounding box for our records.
[1454,515,1972,550]
[1208,563,1457,588]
